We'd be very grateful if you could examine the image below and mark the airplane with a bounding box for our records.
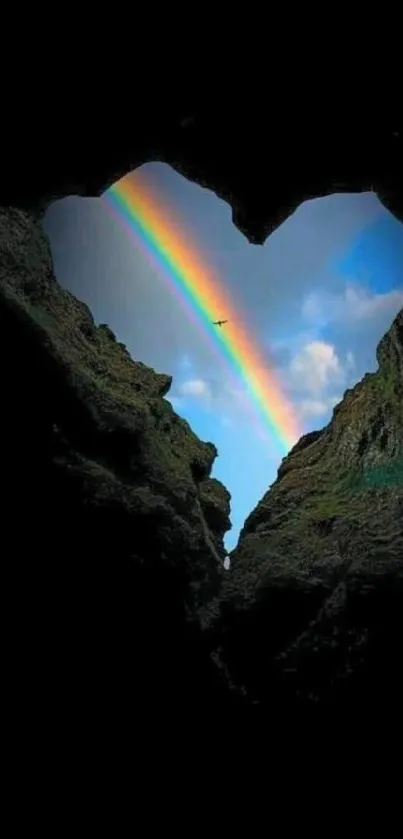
[212,319,228,327]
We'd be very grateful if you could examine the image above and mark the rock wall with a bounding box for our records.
[2,96,402,719]
[214,308,403,711]
[2,205,402,720]
[2,99,403,245]
[1,207,232,721]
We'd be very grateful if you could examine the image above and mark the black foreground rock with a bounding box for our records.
[213,308,403,712]
[1,207,232,720]
[2,206,402,720]
[2,94,403,722]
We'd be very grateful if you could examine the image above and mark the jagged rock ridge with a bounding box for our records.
[1,206,402,719]
[214,307,403,710]
[1,207,232,715]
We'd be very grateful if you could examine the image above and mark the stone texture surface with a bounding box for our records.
[1,94,403,721]
[214,308,403,710]
[2,212,402,719]
[1,207,232,718]
[2,96,402,245]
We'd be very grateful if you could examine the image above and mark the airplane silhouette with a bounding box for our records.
[212,319,228,327]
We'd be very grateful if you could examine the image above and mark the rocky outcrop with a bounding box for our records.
[2,78,403,718]
[1,207,232,718]
[214,308,403,711]
[2,95,403,244]
[2,204,402,721]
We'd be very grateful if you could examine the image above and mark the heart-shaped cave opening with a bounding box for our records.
[42,161,403,556]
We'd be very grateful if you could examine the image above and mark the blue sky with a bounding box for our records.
[43,163,403,551]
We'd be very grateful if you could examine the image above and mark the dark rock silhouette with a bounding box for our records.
[0,207,232,721]
[1,99,402,244]
[2,207,401,720]
[214,308,403,711]
[1,98,402,721]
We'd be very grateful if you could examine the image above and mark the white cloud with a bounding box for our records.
[343,285,403,321]
[299,393,343,419]
[302,284,403,328]
[180,380,205,396]
[171,373,255,425]
[288,339,356,426]
[299,398,332,418]
[290,340,346,396]
[178,378,212,401]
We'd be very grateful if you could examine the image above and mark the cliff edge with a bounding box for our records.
[216,308,403,711]
[0,207,232,716]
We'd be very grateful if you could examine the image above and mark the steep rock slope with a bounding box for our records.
[217,308,403,710]
[1,207,232,717]
[2,203,402,720]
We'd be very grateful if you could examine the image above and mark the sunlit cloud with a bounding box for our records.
[302,283,403,328]
[289,340,347,396]
[299,398,334,418]
[178,378,213,403]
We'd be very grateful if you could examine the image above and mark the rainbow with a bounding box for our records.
[103,170,301,452]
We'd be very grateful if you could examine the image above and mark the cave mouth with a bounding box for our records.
[42,162,403,550]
